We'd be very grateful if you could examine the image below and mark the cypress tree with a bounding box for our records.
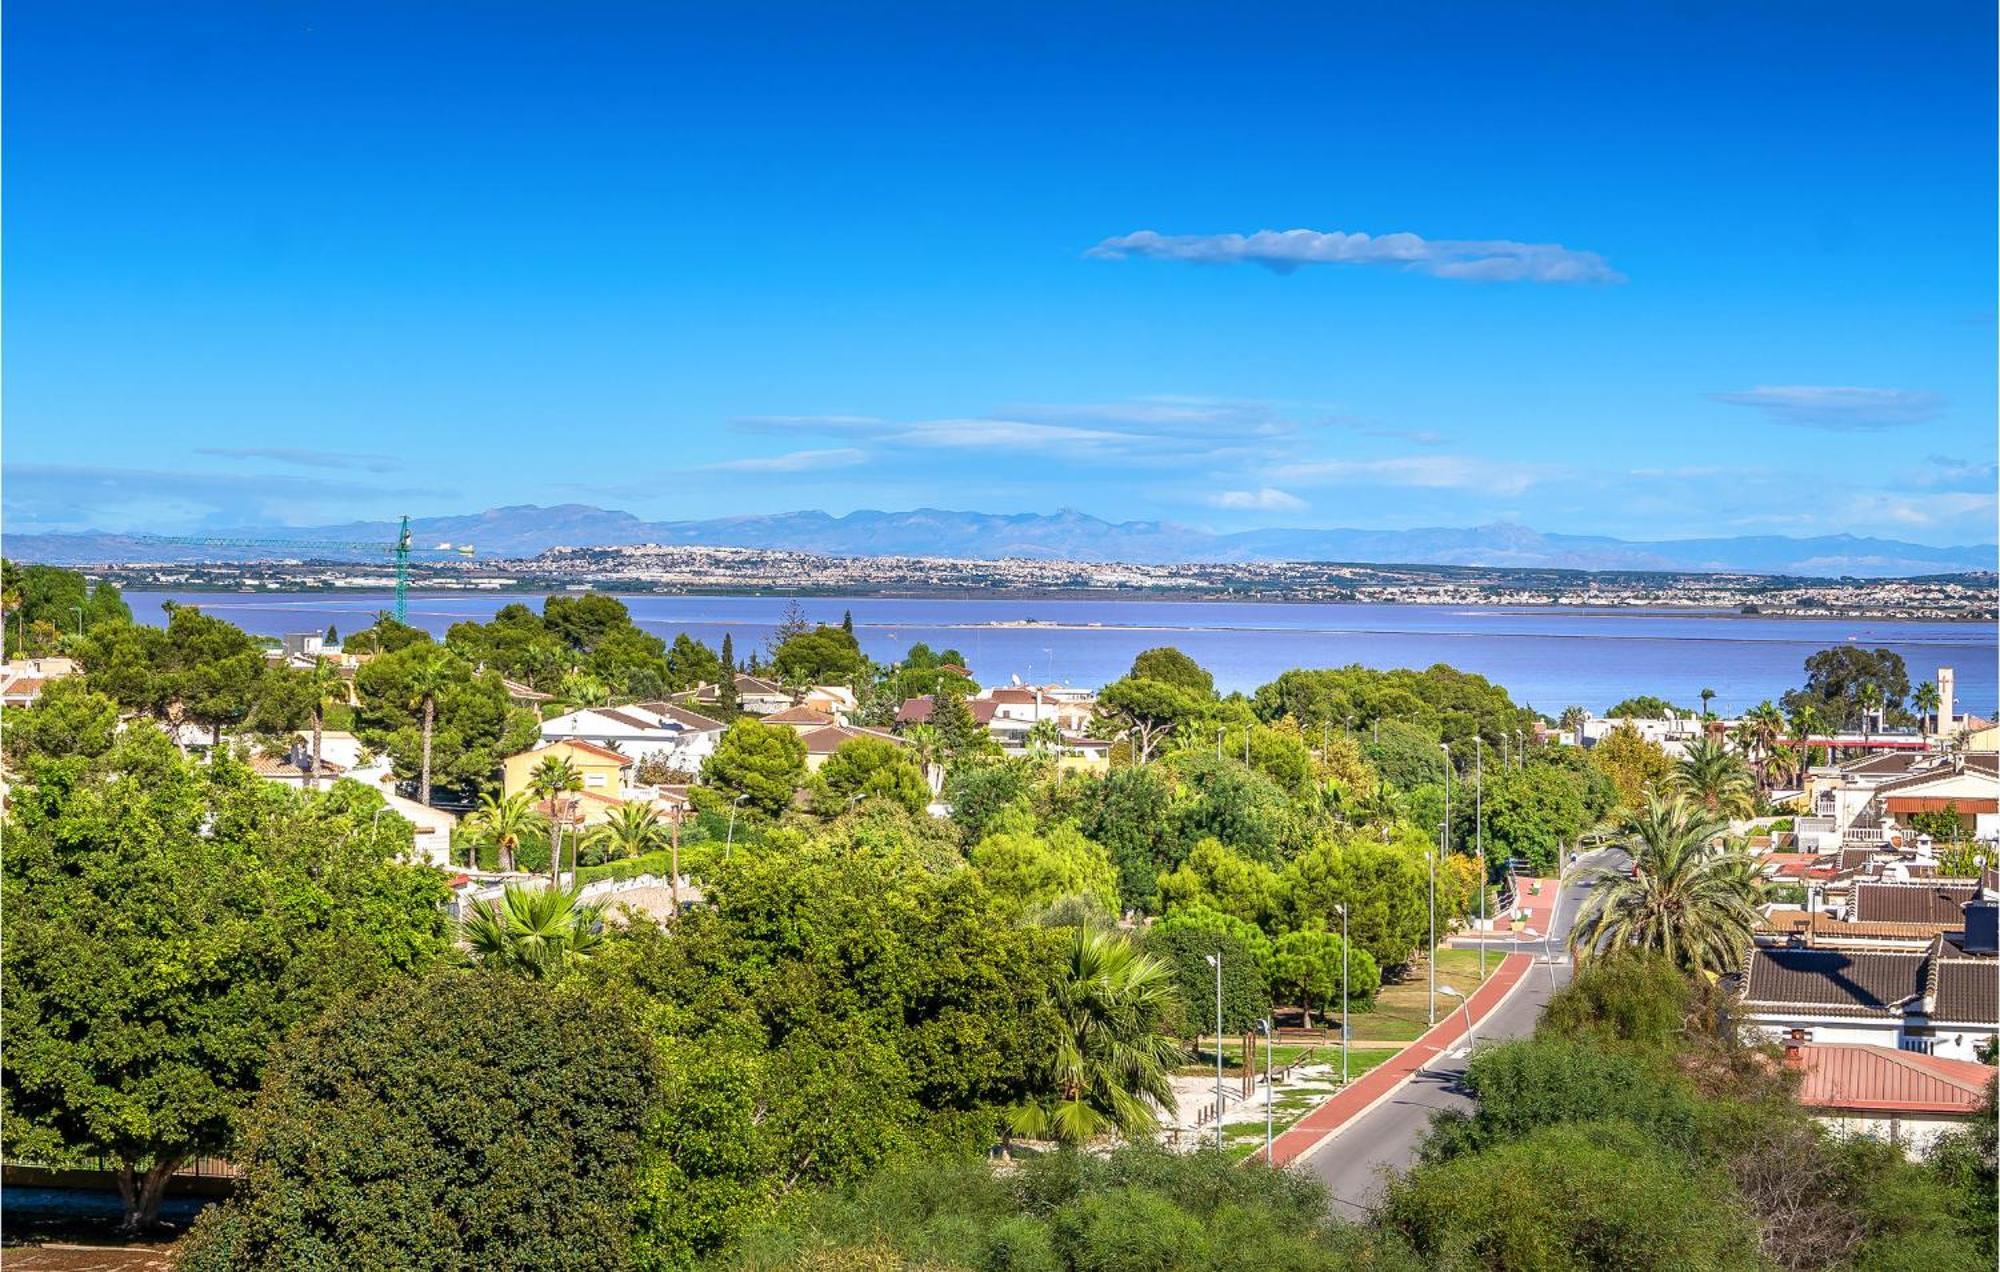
[718,633,738,714]
[325,624,339,646]
[841,609,854,635]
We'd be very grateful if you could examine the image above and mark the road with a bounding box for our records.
[1300,852,1612,1216]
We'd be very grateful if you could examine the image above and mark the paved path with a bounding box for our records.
[1283,856,1610,1215]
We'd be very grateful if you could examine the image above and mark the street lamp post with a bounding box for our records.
[1545,857,1572,996]
[1258,1017,1274,1163]
[1516,728,1526,768]
[1334,902,1350,1084]
[1426,838,1438,1027]
[1474,736,1486,981]
[1204,952,1225,1151]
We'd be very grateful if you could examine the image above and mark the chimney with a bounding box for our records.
[1937,667,1955,741]
[1783,1029,1808,1070]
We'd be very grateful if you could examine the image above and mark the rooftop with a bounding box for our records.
[1791,1042,1993,1116]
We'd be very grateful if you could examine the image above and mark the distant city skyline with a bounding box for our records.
[6,3,1994,546]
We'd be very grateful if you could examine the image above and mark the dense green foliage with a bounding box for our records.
[1402,953,1997,1272]
[1,732,450,1231]
[351,642,540,798]
[1,559,131,657]
[177,973,661,1270]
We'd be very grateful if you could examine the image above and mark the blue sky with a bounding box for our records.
[7,2,1995,545]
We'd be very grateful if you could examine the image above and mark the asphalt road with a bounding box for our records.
[1300,853,1614,1216]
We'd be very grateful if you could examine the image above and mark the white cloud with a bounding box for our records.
[1206,487,1308,512]
[704,447,867,474]
[1275,455,1552,496]
[1708,386,1945,432]
[731,414,884,434]
[196,446,403,473]
[1088,228,1623,284]
[1843,490,1998,529]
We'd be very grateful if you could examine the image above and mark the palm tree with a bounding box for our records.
[405,650,459,807]
[587,801,665,863]
[1699,687,1717,720]
[1857,682,1884,744]
[902,722,945,794]
[1005,928,1186,1146]
[302,658,345,791]
[1913,681,1941,738]
[1673,736,1755,820]
[1025,718,1065,762]
[1558,705,1587,733]
[1787,702,1823,765]
[460,884,604,979]
[530,755,584,886]
[465,791,547,872]
[1763,744,1803,792]
[1570,793,1756,973]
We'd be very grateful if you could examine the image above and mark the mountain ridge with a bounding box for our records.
[7,506,1994,578]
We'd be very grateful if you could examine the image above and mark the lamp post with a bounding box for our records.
[1333,902,1350,1084]
[1474,736,1486,981]
[724,792,750,861]
[1515,728,1526,768]
[1216,727,1224,761]
[1258,1017,1274,1163]
[1204,952,1225,1151]
[1545,857,1571,996]
[1426,838,1438,1027]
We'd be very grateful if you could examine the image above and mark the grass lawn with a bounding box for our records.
[1339,946,1505,1043]
[1177,1041,1322,1075]
[1216,1047,1402,1162]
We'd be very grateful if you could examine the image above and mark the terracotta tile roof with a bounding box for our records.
[734,674,783,695]
[1759,909,1814,935]
[1808,914,1952,944]
[632,702,725,732]
[500,677,554,702]
[764,705,834,726]
[526,739,632,765]
[1740,947,1927,1019]
[1931,955,1999,1026]
[1792,1043,1994,1115]
[248,752,344,779]
[895,695,997,726]
[1854,882,1977,926]
[799,724,906,755]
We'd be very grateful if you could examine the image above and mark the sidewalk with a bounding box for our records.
[1449,875,1561,945]
[1257,950,1533,1167]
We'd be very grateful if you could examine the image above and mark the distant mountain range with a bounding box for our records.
[9,505,1994,578]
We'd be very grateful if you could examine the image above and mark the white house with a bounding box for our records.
[539,702,726,774]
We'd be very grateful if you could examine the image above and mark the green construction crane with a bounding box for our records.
[127,514,474,623]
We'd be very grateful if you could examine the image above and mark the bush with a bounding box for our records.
[1418,1038,1700,1163]
[178,971,661,1270]
[1382,1121,1762,1270]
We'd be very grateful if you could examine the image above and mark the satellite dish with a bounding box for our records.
[1011,674,1021,686]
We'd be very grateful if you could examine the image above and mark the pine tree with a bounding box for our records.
[718,633,739,714]
[841,609,854,635]
[930,685,981,760]
[769,600,810,656]
[325,624,339,646]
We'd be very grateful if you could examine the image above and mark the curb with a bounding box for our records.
[1261,950,1541,1168]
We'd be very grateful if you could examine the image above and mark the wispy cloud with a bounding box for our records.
[1088,228,1623,284]
[1206,487,1307,512]
[3,463,443,533]
[195,446,403,473]
[731,414,884,435]
[1898,454,1997,492]
[702,447,867,474]
[1708,386,1945,432]
[1275,454,1554,496]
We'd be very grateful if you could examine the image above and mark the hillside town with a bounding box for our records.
[57,545,2000,620]
[3,557,1996,1268]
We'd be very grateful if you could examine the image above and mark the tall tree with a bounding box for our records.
[2,732,450,1232]
[175,971,659,1270]
[1673,737,1755,820]
[302,657,345,791]
[1698,687,1717,719]
[1913,680,1941,736]
[405,648,460,806]
[1006,928,1185,1145]
[530,755,584,885]
[700,717,807,816]
[1569,793,1755,973]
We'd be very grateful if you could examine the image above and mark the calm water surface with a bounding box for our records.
[125,591,1998,717]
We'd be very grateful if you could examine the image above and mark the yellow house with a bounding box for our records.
[502,739,632,808]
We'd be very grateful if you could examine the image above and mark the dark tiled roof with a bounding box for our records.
[1932,958,1999,1026]
[1740,948,1927,1019]
[631,702,726,732]
[1854,882,1977,926]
